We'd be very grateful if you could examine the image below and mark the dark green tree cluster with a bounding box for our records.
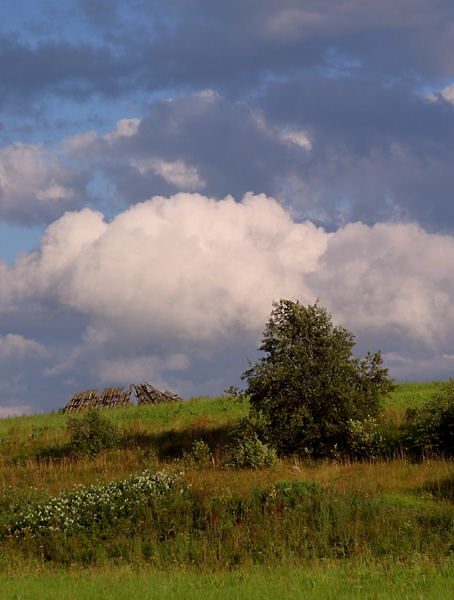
[242,299,394,457]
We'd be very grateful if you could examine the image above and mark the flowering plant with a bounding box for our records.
[12,469,183,537]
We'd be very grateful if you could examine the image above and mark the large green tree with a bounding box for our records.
[242,299,394,456]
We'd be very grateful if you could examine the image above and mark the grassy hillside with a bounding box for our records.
[382,380,447,420]
[1,382,454,598]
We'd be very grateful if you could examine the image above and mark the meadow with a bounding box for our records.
[1,382,454,599]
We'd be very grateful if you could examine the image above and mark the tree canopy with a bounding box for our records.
[242,299,394,456]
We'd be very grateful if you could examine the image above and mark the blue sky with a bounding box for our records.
[1,0,454,415]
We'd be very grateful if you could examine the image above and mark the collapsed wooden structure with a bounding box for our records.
[133,383,182,406]
[63,382,182,412]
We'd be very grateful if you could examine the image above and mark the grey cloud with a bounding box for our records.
[134,0,454,86]
[60,87,454,232]
[0,38,130,103]
[261,78,454,230]
[0,333,46,361]
[2,0,454,111]
[2,2,454,232]
[62,92,303,206]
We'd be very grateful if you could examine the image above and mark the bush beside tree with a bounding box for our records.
[225,418,277,468]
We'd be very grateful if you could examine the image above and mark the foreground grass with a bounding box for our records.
[3,458,454,572]
[2,562,454,600]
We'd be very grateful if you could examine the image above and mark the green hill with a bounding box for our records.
[1,382,454,598]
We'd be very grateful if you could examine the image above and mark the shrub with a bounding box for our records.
[344,416,385,460]
[67,407,123,456]
[226,419,277,468]
[242,299,394,457]
[404,379,454,458]
[182,439,212,467]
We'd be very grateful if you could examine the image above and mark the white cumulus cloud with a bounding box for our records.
[310,221,454,350]
[0,193,328,346]
[1,192,453,395]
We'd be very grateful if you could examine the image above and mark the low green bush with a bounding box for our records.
[67,407,123,456]
[225,418,277,468]
[181,439,212,467]
[343,416,385,460]
[4,472,454,569]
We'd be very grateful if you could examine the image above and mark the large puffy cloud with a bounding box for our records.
[1,193,453,412]
[310,222,454,349]
[3,193,327,342]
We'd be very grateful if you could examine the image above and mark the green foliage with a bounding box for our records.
[67,407,123,456]
[223,385,245,398]
[404,379,454,458]
[344,417,385,461]
[225,418,277,468]
[242,299,394,456]
[190,439,212,463]
[181,439,212,467]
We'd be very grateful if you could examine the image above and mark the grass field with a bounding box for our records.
[1,382,454,598]
[2,561,454,599]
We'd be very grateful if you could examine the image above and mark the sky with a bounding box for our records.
[1,0,454,415]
